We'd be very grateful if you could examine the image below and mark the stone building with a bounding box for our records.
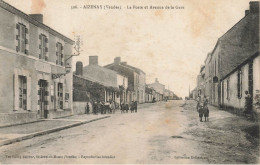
[0,1,74,126]
[147,78,165,101]
[73,57,128,113]
[197,1,259,114]
[104,57,146,104]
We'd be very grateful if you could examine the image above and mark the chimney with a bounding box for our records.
[155,78,159,83]
[76,61,83,76]
[89,56,98,65]
[245,10,250,15]
[114,57,121,64]
[249,1,259,13]
[29,14,43,23]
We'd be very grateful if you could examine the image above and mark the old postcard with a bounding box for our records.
[0,0,259,164]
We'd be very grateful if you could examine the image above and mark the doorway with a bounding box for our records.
[38,79,48,118]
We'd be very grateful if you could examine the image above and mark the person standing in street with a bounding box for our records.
[85,102,90,114]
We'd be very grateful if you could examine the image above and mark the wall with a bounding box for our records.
[222,62,249,111]
[73,102,93,114]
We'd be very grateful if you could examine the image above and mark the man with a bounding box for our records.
[244,90,252,115]
[85,102,90,114]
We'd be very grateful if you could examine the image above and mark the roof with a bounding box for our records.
[218,10,259,79]
[104,62,145,75]
[0,0,74,44]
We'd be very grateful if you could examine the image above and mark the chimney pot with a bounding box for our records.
[245,10,250,15]
[29,14,43,23]
[76,61,83,76]
[249,1,259,13]
[114,57,121,64]
[89,56,98,65]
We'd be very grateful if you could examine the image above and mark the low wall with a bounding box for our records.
[73,101,93,115]
[48,109,73,119]
[0,112,38,127]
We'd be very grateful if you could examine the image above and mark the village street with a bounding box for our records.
[0,100,259,164]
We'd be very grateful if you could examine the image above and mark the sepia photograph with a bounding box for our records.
[0,0,259,164]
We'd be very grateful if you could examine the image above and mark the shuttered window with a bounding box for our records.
[39,34,48,61]
[56,42,64,66]
[237,70,242,98]
[16,23,28,54]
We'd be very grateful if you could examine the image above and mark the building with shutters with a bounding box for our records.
[0,1,74,126]
[104,57,146,104]
[147,78,165,101]
[194,1,259,115]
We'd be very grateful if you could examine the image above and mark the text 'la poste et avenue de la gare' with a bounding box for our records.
[71,5,185,10]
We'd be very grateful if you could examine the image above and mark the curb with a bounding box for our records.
[0,116,110,147]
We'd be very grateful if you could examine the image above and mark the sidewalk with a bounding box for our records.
[183,100,259,163]
[0,114,110,147]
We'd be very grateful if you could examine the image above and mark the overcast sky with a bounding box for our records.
[5,0,253,98]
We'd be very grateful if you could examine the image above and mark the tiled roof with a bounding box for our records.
[213,11,259,80]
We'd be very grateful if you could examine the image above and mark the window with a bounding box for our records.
[237,70,242,98]
[58,83,63,109]
[39,34,48,61]
[16,24,28,54]
[19,76,27,110]
[56,42,64,66]
[226,78,230,100]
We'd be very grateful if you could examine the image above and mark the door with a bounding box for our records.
[38,80,48,118]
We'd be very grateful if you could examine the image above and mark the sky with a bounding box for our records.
[5,0,253,98]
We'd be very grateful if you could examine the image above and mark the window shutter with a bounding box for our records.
[45,38,48,43]
[39,34,41,40]
[56,60,58,64]
[39,44,41,49]
[25,27,28,34]
[16,24,19,30]
[45,47,48,52]
[45,56,48,61]
[56,52,58,56]
[38,90,41,95]
[61,54,63,58]
[61,45,63,50]
[25,39,28,44]
[16,35,19,40]
[56,43,58,47]
[61,61,64,66]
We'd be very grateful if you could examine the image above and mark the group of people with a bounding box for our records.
[85,100,138,115]
[196,90,254,122]
[121,101,138,113]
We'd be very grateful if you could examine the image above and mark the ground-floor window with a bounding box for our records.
[58,83,63,109]
[19,75,27,110]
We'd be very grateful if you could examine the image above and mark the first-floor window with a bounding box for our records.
[58,83,63,109]
[19,75,27,110]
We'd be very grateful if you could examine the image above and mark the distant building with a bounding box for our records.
[104,57,146,104]
[147,78,165,101]
[0,1,74,126]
